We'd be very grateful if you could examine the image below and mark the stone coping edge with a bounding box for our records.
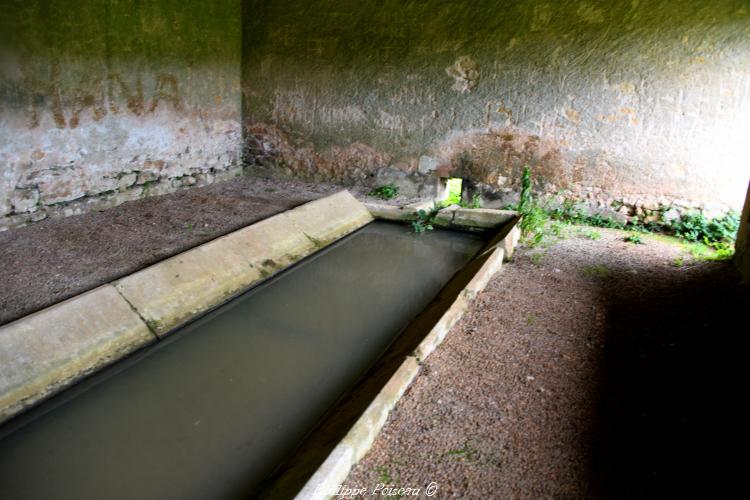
[295,218,519,500]
[0,285,156,424]
[0,191,373,425]
[365,202,517,229]
[116,190,373,337]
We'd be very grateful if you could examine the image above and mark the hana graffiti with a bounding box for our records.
[24,65,181,129]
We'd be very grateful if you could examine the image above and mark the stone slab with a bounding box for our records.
[464,248,505,300]
[294,216,520,497]
[451,208,517,228]
[116,191,373,336]
[289,191,374,247]
[295,445,355,500]
[0,285,155,424]
[296,357,421,500]
[364,203,420,221]
[503,224,522,260]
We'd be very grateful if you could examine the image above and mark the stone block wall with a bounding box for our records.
[242,0,750,218]
[2,1,749,230]
[0,0,242,230]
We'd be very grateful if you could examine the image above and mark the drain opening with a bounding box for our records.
[443,177,463,205]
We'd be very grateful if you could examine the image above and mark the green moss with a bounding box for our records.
[369,184,399,200]
[304,233,326,249]
[582,265,610,279]
[444,443,478,462]
[145,318,163,333]
[261,258,278,268]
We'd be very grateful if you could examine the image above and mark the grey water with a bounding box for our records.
[0,221,484,500]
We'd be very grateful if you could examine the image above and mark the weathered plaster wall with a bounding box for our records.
[0,0,242,230]
[243,0,750,216]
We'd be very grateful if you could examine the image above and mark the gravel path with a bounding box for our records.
[0,176,416,326]
[343,227,746,499]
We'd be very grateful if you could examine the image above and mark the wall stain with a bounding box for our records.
[25,68,183,129]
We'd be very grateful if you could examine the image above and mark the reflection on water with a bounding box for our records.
[0,221,484,500]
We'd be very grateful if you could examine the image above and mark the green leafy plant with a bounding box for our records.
[516,166,550,244]
[624,234,643,245]
[518,166,533,214]
[369,184,399,200]
[508,168,741,257]
[530,251,545,265]
[672,211,739,248]
[549,199,624,229]
[548,221,568,238]
[411,209,435,233]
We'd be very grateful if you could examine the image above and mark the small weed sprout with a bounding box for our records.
[549,199,624,229]
[374,466,393,484]
[530,251,545,265]
[369,184,399,200]
[581,229,602,240]
[444,443,478,462]
[624,234,643,245]
[582,265,610,279]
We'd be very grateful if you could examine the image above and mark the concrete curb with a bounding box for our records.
[434,206,518,229]
[363,203,422,222]
[0,191,372,424]
[295,212,518,499]
[115,191,373,337]
[366,202,517,231]
[296,358,421,500]
[0,285,156,423]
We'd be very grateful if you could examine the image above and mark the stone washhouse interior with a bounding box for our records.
[1,1,749,499]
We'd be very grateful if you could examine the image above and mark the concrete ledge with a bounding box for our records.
[366,202,518,231]
[0,285,155,424]
[415,247,505,362]
[296,445,355,500]
[435,206,517,229]
[295,219,518,499]
[464,247,505,298]
[0,191,373,424]
[363,203,422,222]
[413,295,469,363]
[297,357,421,500]
[116,191,373,336]
[432,205,457,227]
[503,223,522,260]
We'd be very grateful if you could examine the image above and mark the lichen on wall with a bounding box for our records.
[0,0,242,230]
[242,0,750,216]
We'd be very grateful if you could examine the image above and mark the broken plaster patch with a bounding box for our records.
[446,56,480,94]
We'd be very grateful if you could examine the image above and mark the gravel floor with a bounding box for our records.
[0,176,416,326]
[343,227,746,499]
